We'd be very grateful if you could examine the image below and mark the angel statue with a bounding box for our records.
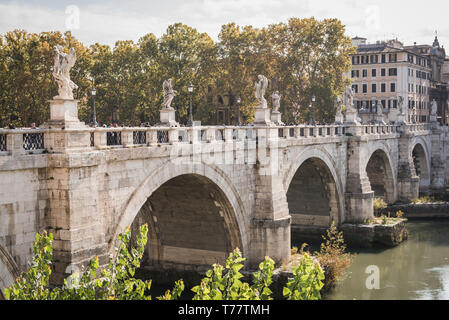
[334,96,343,116]
[162,79,177,110]
[53,45,78,100]
[376,100,383,116]
[398,96,405,115]
[271,91,281,112]
[431,99,438,116]
[343,85,355,111]
[254,75,268,109]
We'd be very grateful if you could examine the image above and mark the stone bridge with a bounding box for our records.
[1,120,448,295]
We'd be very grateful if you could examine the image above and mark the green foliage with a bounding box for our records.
[5,224,159,300]
[191,249,273,300]
[6,227,328,301]
[314,222,352,289]
[283,253,324,300]
[373,197,387,214]
[4,232,53,300]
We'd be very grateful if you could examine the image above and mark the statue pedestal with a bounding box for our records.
[335,114,344,124]
[376,114,385,124]
[271,111,284,126]
[345,109,360,125]
[253,108,272,126]
[159,108,179,127]
[397,114,407,124]
[43,99,86,129]
[41,99,91,153]
[430,115,438,123]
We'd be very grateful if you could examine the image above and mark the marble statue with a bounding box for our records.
[377,100,383,116]
[343,86,355,110]
[53,45,78,100]
[271,91,281,112]
[398,96,405,115]
[431,99,438,116]
[255,75,268,109]
[335,97,342,115]
[334,96,343,123]
[162,79,177,110]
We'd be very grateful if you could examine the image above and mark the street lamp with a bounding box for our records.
[311,95,316,125]
[187,83,194,127]
[92,86,97,127]
[236,97,241,126]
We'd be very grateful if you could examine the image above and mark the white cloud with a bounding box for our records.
[0,0,448,50]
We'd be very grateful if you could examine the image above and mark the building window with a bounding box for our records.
[389,68,397,76]
[372,69,377,77]
[390,83,396,92]
[381,83,386,92]
[372,84,377,93]
[352,84,358,93]
[381,54,386,63]
[363,84,367,93]
[389,53,397,62]
[381,68,386,77]
[362,69,368,77]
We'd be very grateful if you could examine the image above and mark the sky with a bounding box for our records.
[0,0,448,50]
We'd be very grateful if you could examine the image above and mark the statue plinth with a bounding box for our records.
[344,108,360,125]
[430,115,438,122]
[253,108,272,126]
[40,99,91,153]
[41,99,86,129]
[335,113,344,124]
[376,114,385,124]
[159,108,179,127]
[271,111,284,126]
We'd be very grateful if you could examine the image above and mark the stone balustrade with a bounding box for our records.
[0,122,434,155]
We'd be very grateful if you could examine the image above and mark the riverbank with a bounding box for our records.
[323,220,449,300]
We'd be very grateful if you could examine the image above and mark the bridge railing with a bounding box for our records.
[0,122,433,155]
[360,124,400,136]
[0,128,48,155]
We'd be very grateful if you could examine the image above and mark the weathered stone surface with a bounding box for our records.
[0,122,447,288]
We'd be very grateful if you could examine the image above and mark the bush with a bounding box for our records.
[314,222,352,289]
[5,226,326,301]
[373,197,387,215]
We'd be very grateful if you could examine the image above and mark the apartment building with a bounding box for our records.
[350,37,432,123]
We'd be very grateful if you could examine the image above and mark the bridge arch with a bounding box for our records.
[0,244,19,300]
[364,145,397,204]
[411,138,431,191]
[284,147,345,226]
[111,162,248,271]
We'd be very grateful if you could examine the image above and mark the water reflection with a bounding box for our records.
[321,221,449,300]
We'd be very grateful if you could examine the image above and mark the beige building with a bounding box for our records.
[350,37,432,123]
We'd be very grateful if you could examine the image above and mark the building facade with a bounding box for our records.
[350,37,432,124]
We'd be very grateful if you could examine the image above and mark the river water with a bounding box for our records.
[323,220,449,300]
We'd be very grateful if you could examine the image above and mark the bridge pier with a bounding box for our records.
[345,139,375,223]
[397,131,420,201]
[249,132,291,269]
[45,152,108,285]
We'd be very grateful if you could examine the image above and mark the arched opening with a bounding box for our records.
[130,174,242,272]
[0,245,18,300]
[286,158,340,227]
[412,143,430,192]
[366,150,396,204]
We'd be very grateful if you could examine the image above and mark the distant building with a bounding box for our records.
[407,36,449,125]
[349,37,434,123]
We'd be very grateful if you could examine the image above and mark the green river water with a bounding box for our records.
[323,220,449,300]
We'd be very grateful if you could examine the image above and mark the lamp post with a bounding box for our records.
[92,86,97,127]
[311,95,316,125]
[187,83,194,127]
[236,97,241,126]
